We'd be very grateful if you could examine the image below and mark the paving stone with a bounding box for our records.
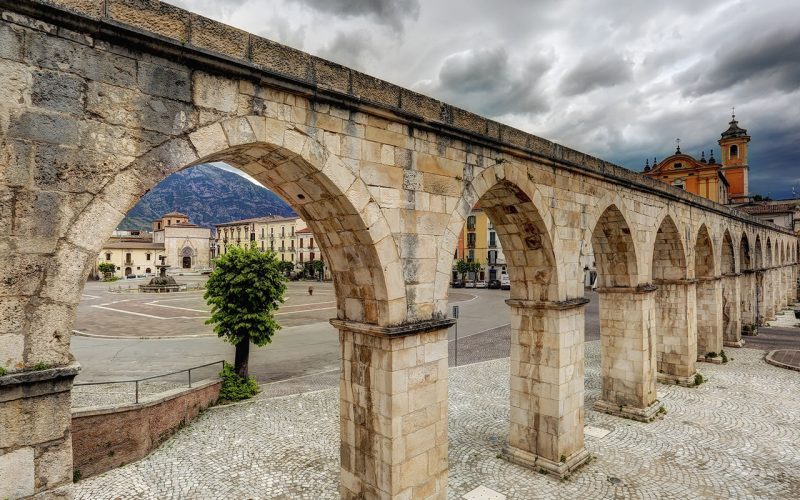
[75,343,800,498]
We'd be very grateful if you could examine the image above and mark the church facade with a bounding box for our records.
[642,115,751,204]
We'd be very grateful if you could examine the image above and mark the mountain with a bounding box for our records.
[119,164,295,230]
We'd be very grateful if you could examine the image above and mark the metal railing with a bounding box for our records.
[73,360,225,404]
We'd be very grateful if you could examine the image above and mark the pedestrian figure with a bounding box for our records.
[308,285,314,296]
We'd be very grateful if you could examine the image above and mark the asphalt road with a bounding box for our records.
[70,278,791,385]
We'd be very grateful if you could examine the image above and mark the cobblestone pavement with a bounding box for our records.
[75,342,800,499]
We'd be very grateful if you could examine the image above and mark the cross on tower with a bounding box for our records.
[675,137,681,154]
[731,106,735,119]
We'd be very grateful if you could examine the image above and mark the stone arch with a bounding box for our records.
[766,237,773,266]
[591,203,640,288]
[721,229,736,274]
[435,161,560,310]
[754,235,763,268]
[695,224,721,358]
[651,215,687,282]
[66,116,406,326]
[694,224,715,279]
[740,233,752,270]
[651,215,694,383]
[720,229,740,346]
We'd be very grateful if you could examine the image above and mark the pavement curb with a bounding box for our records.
[764,349,800,372]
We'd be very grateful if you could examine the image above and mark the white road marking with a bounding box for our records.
[81,294,101,299]
[90,304,208,320]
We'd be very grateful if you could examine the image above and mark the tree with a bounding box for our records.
[277,260,295,277]
[455,259,470,283]
[310,259,325,280]
[468,260,481,279]
[204,243,286,378]
[97,262,115,279]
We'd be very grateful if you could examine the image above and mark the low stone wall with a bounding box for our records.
[71,379,221,479]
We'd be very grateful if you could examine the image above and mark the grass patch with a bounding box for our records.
[218,362,260,402]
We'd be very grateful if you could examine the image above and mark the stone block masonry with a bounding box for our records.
[71,379,221,480]
[0,1,798,498]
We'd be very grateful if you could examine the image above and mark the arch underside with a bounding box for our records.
[652,216,686,282]
[479,180,556,302]
[183,142,396,325]
[591,205,639,288]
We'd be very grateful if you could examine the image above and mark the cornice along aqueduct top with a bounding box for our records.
[6,0,793,237]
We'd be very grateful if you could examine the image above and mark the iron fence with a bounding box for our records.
[73,360,225,404]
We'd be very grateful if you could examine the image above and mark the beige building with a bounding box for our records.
[214,215,330,278]
[95,212,211,278]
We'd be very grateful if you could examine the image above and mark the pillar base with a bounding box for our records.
[501,445,589,478]
[657,370,700,387]
[698,355,723,365]
[592,399,663,422]
[724,339,745,348]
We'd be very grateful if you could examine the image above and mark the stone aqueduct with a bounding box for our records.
[0,1,797,498]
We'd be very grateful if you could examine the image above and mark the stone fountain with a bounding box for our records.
[138,256,187,293]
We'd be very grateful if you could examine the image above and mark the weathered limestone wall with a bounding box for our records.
[722,275,742,347]
[697,279,723,357]
[0,364,79,499]
[71,379,220,480]
[654,282,698,386]
[335,321,450,499]
[504,299,588,476]
[594,288,661,421]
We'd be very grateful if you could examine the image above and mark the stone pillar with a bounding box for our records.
[653,280,699,386]
[723,274,744,347]
[593,286,662,422]
[755,271,766,326]
[0,364,80,499]
[764,270,776,321]
[332,318,453,500]
[740,271,756,334]
[696,277,723,360]
[502,298,589,477]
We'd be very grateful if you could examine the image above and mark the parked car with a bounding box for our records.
[500,274,510,290]
[450,279,463,288]
[475,280,487,288]
[487,279,501,289]
[464,280,476,288]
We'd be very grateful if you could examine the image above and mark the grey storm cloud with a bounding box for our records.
[680,29,800,97]
[560,51,634,96]
[293,0,420,31]
[419,47,553,117]
[318,31,377,69]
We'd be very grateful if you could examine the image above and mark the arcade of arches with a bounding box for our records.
[1,1,799,498]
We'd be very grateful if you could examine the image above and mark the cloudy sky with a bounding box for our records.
[175,0,800,199]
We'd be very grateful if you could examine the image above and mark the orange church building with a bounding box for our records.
[642,115,751,204]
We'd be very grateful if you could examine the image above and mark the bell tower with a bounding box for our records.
[718,111,750,202]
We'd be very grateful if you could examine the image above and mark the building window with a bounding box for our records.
[167,219,171,225]
[310,252,315,261]
[310,237,314,249]
[157,222,161,230]
[261,241,264,251]
[730,145,738,158]
[300,238,304,249]
[281,226,285,237]
[672,179,685,190]
[261,228,264,239]
[105,253,111,261]
[146,253,151,260]
[489,232,496,247]
[673,162,682,169]
[125,252,132,264]
[467,249,474,262]
[281,254,285,261]
[467,233,476,248]
[467,215,476,230]
[291,227,295,236]
[300,253,304,263]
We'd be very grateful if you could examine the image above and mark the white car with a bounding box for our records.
[475,280,487,288]
[500,274,510,290]
[464,280,476,288]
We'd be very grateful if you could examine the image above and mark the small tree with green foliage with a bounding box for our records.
[455,259,471,283]
[97,262,115,279]
[204,243,286,378]
[277,260,295,277]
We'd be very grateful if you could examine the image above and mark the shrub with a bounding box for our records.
[218,362,259,402]
[0,366,6,376]
[694,373,704,386]
[720,350,728,363]
[706,352,717,359]
[32,362,50,371]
